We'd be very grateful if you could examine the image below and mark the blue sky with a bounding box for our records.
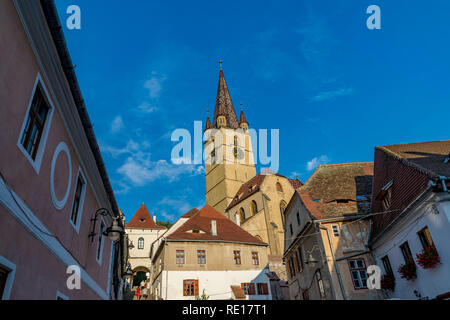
[56,0,450,223]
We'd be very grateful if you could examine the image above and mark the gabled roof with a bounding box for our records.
[376,140,450,178]
[212,69,239,129]
[299,162,374,218]
[181,208,199,218]
[166,205,267,245]
[126,203,166,229]
[226,169,303,211]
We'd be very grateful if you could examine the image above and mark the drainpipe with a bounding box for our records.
[315,221,347,300]
[261,193,274,254]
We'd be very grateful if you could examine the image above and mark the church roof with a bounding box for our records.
[239,109,248,125]
[225,169,303,211]
[126,203,166,229]
[212,69,239,129]
[166,205,267,245]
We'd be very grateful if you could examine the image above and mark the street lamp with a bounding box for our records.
[304,244,321,267]
[123,265,134,279]
[128,241,135,250]
[89,208,124,242]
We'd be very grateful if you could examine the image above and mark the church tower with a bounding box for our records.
[204,63,257,215]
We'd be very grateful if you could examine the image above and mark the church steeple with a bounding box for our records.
[212,62,239,129]
[204,109,211,132]
[239,103,248,131]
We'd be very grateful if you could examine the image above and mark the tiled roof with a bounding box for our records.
[212,70,239,129]
[370,140,450,242]
[181,208,199,218]
[126,203,166,229]
[299,162,374,217]
[377,140,450,178]
[166,205,267,245]
[226,169,303,211]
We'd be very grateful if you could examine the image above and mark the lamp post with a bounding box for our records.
[89,208,124,242]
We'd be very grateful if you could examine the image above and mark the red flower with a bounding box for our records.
[416,245,441,269]
[397,258,417,280]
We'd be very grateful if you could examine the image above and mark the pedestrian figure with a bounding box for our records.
[142,286,148,300]
[136,287,141,300]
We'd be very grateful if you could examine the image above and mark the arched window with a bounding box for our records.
[251,200,258,216]
[138,237,144,250]
[276,182,283,193]
[239,208,246,224]
[280,200,287,225]
[234,136,238,146]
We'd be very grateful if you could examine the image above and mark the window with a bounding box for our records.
[20,86,50,160]
[331,224,340,237]
[289,256,296,278]
[241,283,255,295]
[296,211,301,225]
[239,208,245,224]
[348,259,368,289]
[252,252,259,265]
[381,255,394,276]
[257,283,269,295]
[70,173,86,228]
[289,224,293,236]
[316,271,326,298]
[197,250,206,264]
[138,237,144,250]
[233,250,241,265]
[0,267,8,300]
[251,201,258,216]
[183,280,198,296]
[296,247,304,272]
[417,227,434,249]
[176,250,185,264]
[276,182,283,192]
[400,242,413,264]
[96,220,105,263]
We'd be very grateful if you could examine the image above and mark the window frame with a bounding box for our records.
[233,250,241,265]
[400,241,414,264]
[96,219,106,265]
[16,74,55,174]
[241,282,255,295]
[69,168,87,233]
[348,258,368,290]
[197,250,206,265]
[0,256,16,300]
[381,255,394,277]
[257,283,269,295]
[137,237,145,250]
[331,224,340,237]
[251,252,259,266]
[316,270,326,298]
[296,247,304,272]
[296,211,301,225]
[183,279,198,296]
[417,227,434,249]
[176,250,185,264]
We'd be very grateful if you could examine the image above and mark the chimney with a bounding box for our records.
[211,220,217,236]
[153,215,157,222]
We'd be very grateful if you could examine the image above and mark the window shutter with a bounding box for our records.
[249,283,255,295]
[293,252,299,272]
[263,283,268,295]
[194,280,199,296]
[183,280,187,296]
[286,260,292,279]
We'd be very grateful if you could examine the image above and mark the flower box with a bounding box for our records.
[380,274,395,291]
[398,258,416,280]
[416,245,441,269]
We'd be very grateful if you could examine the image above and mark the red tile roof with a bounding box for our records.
[230,285,246,299]
[226,169,303,211]
[298,162,374,218]
[370,140,450,242]
[126,203,166,229]
[166,205,267,245]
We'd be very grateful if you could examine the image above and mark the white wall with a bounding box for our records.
[158,268,273,300]
[127,228,165,270]
[372,197,450,299]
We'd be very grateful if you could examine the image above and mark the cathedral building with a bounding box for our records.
[203,65,303,280]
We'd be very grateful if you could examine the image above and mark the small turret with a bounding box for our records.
[217,103,227,128]
[239,103,248,131]
[205,114,212,132]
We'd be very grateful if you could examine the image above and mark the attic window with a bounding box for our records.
[313,199,321,202]
[356,195,368,201]
[140,218,145,223]
[336,199,350,204]
[193,229,200,233]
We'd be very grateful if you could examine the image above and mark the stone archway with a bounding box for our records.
[132,266,150,287]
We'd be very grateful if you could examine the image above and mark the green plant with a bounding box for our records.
[196,289,210,300]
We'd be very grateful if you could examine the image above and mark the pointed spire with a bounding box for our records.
[205,109,212,131]
[239,103,248,125]
[212,62,239,129]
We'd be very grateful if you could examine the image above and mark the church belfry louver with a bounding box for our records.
[204,63,257,215]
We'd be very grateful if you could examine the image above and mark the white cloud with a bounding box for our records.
[306,155,330,171]
[110,116,124,133]
[137,102,158,113]
[144,73,166,99]
[310,88,354,102]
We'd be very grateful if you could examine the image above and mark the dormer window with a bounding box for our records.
[140,218,145,223]
[377,180,393,211]
[193,229,200,234]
